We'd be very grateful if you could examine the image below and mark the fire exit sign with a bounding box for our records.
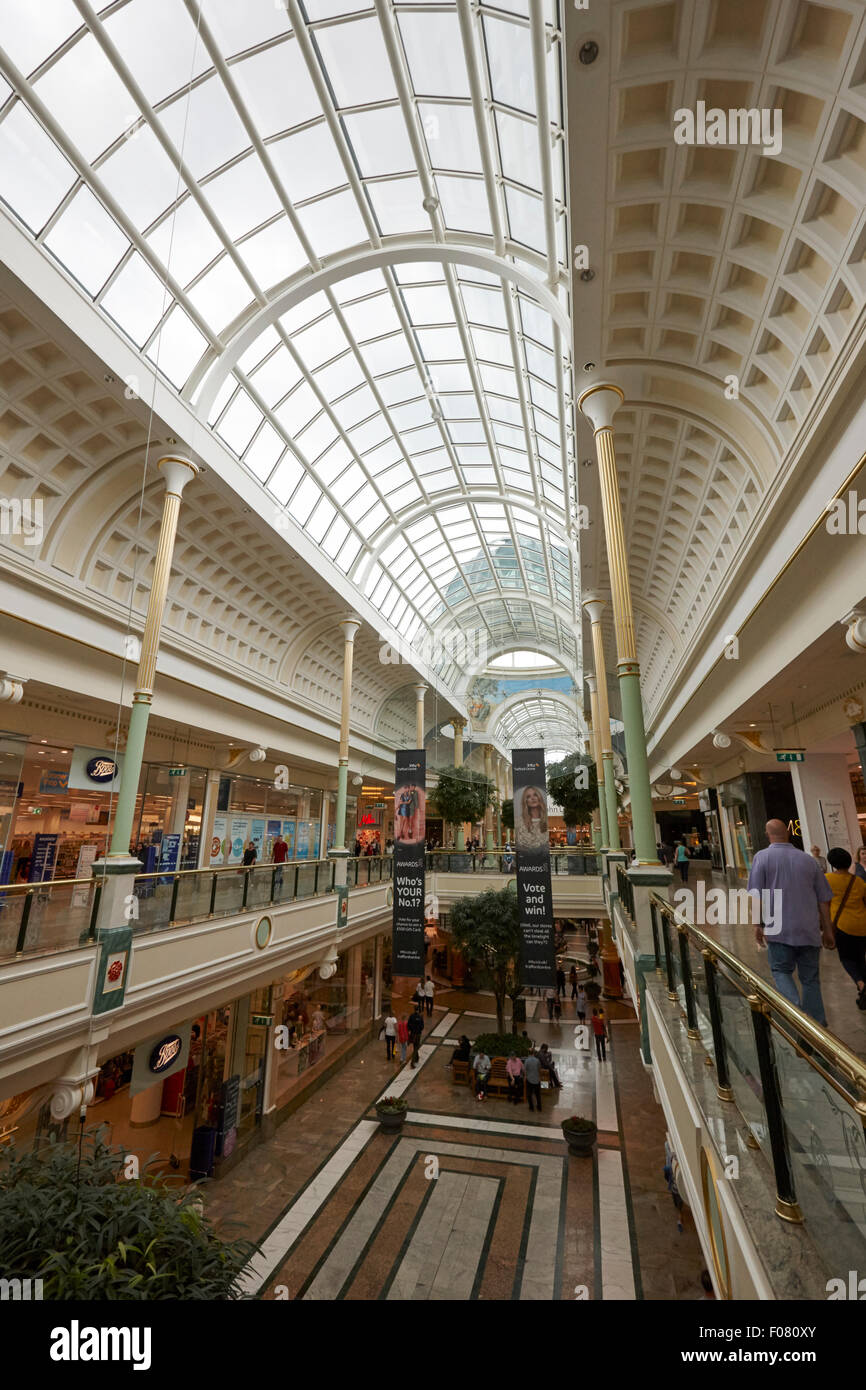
[775,751,805,763]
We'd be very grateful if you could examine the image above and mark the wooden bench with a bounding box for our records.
[451,1057,551,1096]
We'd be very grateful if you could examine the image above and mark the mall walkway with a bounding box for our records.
[204,986,706,1301]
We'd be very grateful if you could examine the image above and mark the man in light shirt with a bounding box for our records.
[747,819,834,1025]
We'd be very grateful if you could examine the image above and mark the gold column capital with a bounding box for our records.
[577,383,625,433]
[157,453,201,497]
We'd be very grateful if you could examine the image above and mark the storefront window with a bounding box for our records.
[272,955,349,1108]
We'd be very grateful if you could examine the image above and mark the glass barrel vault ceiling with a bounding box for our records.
[0,0,580,693]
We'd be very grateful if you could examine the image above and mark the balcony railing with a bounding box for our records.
[615,865,635,919]
[649,890,866,1265]
[425,849,600,875]
[0,857,393,959]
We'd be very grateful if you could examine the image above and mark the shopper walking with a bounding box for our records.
[272,832,288,892]
[524,1050,543,1112]
[407,1005,424,1066]
[397,1014,409,1063]
[825,847,866,1009]
[591,1009,607,1061]
[545,987,556,1021]
[747,819,834,1025]
[569,964,578,999]
[576,986,587,1023]
[556,964,566,998]
[855,846,866,883]
[384,1010,397,1060]
[424,975,435,1017]
[675,840,689,883]
[810,845,828,873]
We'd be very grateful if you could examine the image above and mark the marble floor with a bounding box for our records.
[204,971,706,1301]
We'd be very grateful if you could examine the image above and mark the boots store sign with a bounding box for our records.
[130,1022,191,1094]
[68,745,124,792]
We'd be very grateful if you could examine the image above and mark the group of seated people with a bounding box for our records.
[449,1034,561,1107]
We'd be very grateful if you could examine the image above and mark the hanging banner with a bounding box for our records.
[392,749,426,976]
[512,747,556,987]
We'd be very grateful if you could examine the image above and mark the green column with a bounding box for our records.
[108,696,150,858]
[618,665,657,864]
[602,750,620,851]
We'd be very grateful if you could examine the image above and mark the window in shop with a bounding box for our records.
[272,954,349,1108]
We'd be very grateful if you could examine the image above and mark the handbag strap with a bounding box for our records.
[832,874,856,930]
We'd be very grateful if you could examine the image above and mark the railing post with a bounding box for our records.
[271,868,277,903]
[242,868,250,909]
[209,872,218,915]
[293,865,299,899]
[314,863,321,894]
[676,923,701,1039]
[748,996,802,1223]
[659,909,678,1002]
[169,873,181,924]
[649,900,661,973]
[15,889,34,955]
[88,880,102,942]
[702,951,734,1101]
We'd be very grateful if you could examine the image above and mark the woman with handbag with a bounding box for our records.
[825,847,866,1009]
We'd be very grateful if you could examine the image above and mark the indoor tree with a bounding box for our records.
[429,768,495,850]
[547,752,600,839]
[0,1132,256,1300]
[449,884,522,1033]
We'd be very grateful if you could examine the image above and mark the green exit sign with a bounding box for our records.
[168,767,186,776]
[251,1014,273,1028]
[374,801,386,809]
[776,751,805,763]
[673,798,685,805]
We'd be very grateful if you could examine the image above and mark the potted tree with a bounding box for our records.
[561,1114,598,1157]
[449,884,523,1033]
[429,768,495,861]
[375,1095,408,1133]
[547,753,600,874]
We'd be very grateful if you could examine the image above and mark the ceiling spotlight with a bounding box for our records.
[104,373,116,384]
[583,361,596,372]
[581,458,593,468]
[579,268,595,282]
[712,732,731,750]
[579,40,599,64]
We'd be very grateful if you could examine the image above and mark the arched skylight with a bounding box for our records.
[0,0,580,691]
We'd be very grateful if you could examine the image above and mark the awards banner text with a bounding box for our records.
[392,750,426,976]
[511,747,556,986]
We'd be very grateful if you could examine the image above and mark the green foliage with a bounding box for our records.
[501,798,514,832]
[470,1032,532,1059]
[429,768,494,828]
[0,1133,256,1300]
[547,752,599,829]
[375,1095,408,1113]
[562,1116,596,1133]
[449,885,522,1032]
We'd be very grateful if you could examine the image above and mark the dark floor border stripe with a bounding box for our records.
[591,1144,602,1301]
[336,1146,429,1301]
[554,1154,568,1301]
[469,1176,505,1301]
[511,1165,539,1301]
[608,1023,644,1301]
[260,1132,401,1299]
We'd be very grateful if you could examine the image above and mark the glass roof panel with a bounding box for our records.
[313,18,398,108]
[0,101,76,233]
[0,0,576,692]
[0,0,82,76]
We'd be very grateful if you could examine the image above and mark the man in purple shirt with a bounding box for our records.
[747,819,834,1024]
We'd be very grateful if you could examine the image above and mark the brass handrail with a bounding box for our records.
[649,890,866,1095]
[0,876,96,892]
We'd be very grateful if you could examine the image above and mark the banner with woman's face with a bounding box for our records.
[512,749,556,987]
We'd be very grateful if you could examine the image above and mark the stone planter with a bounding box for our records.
[375,1104,407,1133]
[562,1121,597,1157]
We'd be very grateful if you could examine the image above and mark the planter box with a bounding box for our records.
[375,1106,407,1133]
[562,1123,597,1157]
